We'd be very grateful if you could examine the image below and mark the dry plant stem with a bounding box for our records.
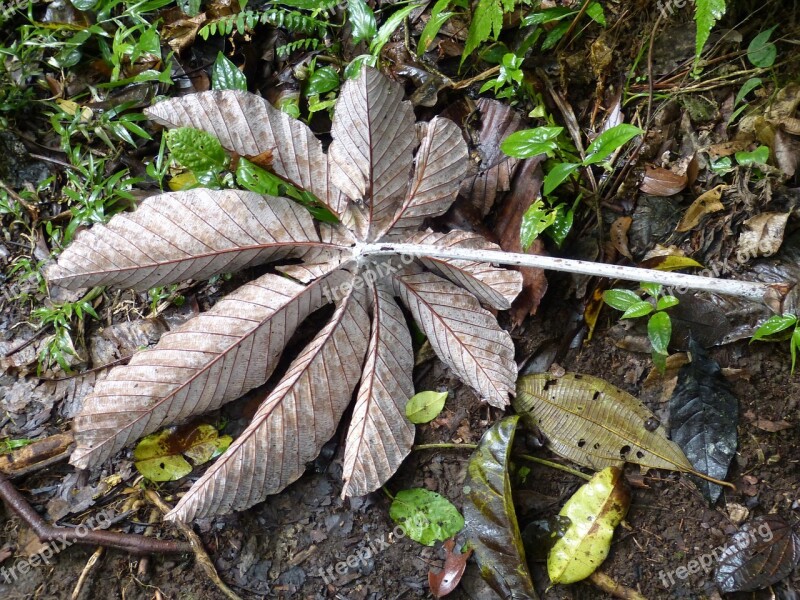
[0,432,74,478]
[414,444,593,481]
[71,546,104,600]
[145,490,242,600]
[0,472,191,554]
[361,243,779,302]
[589,571,649,600]
[516,454,593,482]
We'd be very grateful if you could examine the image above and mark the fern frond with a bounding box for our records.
[198,7,329,39]
[276,37,321,58]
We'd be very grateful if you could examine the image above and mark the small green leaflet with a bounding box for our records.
[389,488,464,546]
[621,301,653,319]
[648,311,671,355]
[211,52,248,91]
[520,200,558,251]
[751,314,798,340]
[418,0,455,55]
[583,124,643,165]
[735,146,770,166]
[406,390,448,424]
[305,66,339,96]
[694,0,726,67]
[543,162,580,195]
[462,0,513,62]
[167,127,228,178]
[345,54,377,79]
[370,3,421,55]
[348,0,377,44]
[747,26,777,68]
[501,127,563,159]
[602,289,641,311]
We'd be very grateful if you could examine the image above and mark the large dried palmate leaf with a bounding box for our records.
[515,372,695,473]
[71,273,332,468]
[328,67,417,240]
[167,278,370,521]
[393,270,516,409]
[50,67,524,521]
[46,189,321,291]
[341,284,414,498]
[381,117,468,239]
[404,230,523,310]
[145,91,342,215]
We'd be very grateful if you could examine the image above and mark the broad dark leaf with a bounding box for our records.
[463,416,539,600]
[716,515,800,592]
[669,340,738,503]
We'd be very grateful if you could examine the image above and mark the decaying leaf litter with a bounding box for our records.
[0,2,797,598]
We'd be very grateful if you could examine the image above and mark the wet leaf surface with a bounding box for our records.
[716,515,800,592]
[669,340,737,504]
[548,466,630,585]
[463,415,538,599]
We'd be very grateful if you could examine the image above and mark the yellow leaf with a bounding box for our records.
[548,466,630,584]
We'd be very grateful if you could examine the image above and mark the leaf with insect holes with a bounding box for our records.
[389,488,464,546]
[515,372,694,473]
[48,67,520,522]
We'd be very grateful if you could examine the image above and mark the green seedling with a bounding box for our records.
[603,282,679,371]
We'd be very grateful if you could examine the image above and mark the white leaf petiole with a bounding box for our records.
[361,243,789,306]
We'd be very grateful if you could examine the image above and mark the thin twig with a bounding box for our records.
[71,546,104,600]
[516,453,593,481]
[0,472,191,554]
[145,490,242,600]
[361,243,787,304]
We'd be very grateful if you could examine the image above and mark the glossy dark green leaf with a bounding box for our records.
[211,52,247,91]
[543,162,580,195]
[669,341,738,504]
[463,416,539,599]
[602,289,640,311]
[716,515,800,592]
[621,301,653,319]
[647,311,671,355]
[305,66,339,96]
[501,127,563,159]
[348,0,376,44]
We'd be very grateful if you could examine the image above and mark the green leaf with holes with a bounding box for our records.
[389,488,464,546]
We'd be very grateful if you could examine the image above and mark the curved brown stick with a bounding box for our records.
[0,433,74,478]
[0,472,191,555]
